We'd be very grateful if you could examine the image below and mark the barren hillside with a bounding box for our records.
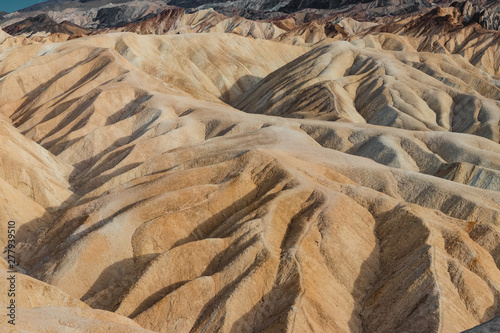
[0,1,500,332]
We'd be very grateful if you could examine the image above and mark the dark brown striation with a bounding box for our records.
[3,13,91,36]
[99,7,185,35]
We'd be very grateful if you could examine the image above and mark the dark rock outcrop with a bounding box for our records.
[463,317,500,332]
[102,7,185,34]
[94,7,129,28]
[454,0,500,30]
[2,13,90,36]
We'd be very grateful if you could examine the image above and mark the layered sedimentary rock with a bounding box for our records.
[2,13,90,37]
[0,28,500,332]
[2,0,498,34]
[0,0,170,30]
[235,38,500,141]
[103,8,286,40]
[1,1,500,332]
[102,7,186,34]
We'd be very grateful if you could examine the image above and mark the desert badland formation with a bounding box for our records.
[0,0,500,332]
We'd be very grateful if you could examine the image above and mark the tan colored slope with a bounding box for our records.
[0,32,308,108]
[0,260,86,310]
[105,8,285,40]
[299,119,500,190]
[0,33,306,186]
[363,8,500,77]
[0,115,73,208]
[0,114,74,251]
[279,6,500,78]
[202,16,285,39]
[17,106,500,332]
[6,307,155,332]
[337,17,378,36]
[277,17,378,45]
[278,20,338,44]
[235,40,500,142]
[1,30,500,333]
[173,8,228,32]
[0,32,72,47]
[0,29,10,43]
[358,23,500,77]
[0,259,154,332]
[419,26,500,77]
[103,32,305,103]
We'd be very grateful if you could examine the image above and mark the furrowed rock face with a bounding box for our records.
[1,1,500,333]
[2,13,91,36]
[0,0,171,30]
[101,8,286,40]
[234,39,500,139]
[457,0,500,31]
[280,0,432,12]
[2,0,498,33]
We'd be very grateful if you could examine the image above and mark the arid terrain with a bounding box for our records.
[0,0,500,332]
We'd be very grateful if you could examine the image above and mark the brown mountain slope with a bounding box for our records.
[100,7,286,40]
[274,5,500,79]
[101,7,186,35]
[2,13,91,37]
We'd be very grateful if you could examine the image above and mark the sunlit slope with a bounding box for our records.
[0,31,499,333]
[236,40,500,142]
